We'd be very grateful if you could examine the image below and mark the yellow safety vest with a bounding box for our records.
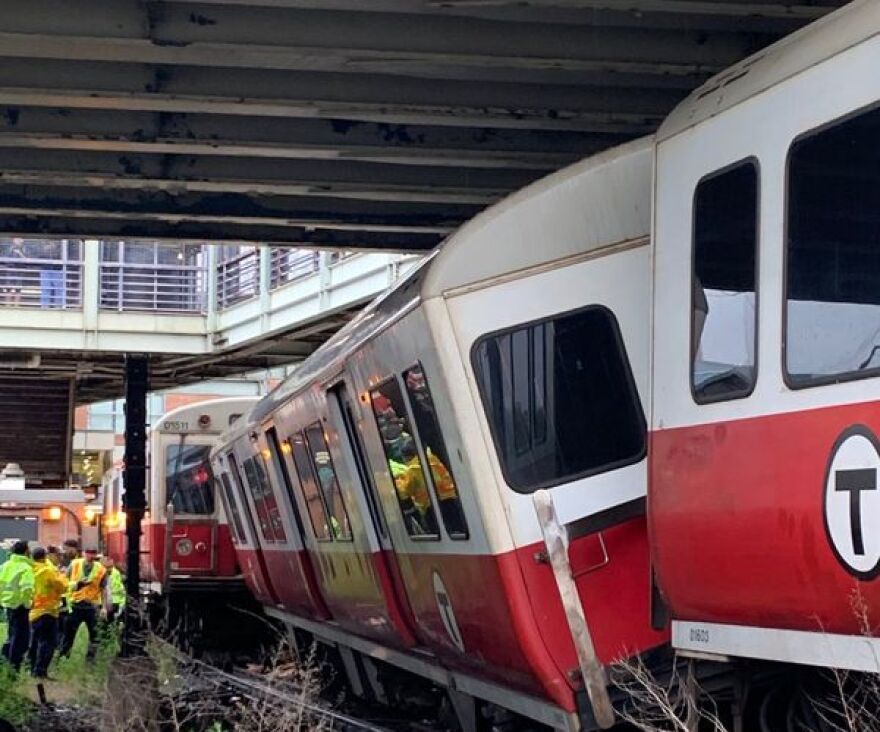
[427,449,457,502]
[30,561,68,622]
[68,558,106,606]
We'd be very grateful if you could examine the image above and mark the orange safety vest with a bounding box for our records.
[30,561,68,622]
[68,558,106,606]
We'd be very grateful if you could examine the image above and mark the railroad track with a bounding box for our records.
[155,638,400,732]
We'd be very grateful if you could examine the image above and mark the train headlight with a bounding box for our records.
[84,507,99,525]
[176,538,193,556]
[45,506,62,521]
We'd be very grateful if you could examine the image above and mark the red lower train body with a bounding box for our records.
[652,401,880,641]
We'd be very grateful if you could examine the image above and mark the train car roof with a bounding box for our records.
[243,136,652,429]
[659,0,879,142]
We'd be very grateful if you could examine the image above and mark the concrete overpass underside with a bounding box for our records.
[0,0,847,252]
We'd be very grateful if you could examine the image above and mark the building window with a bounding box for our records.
[472,306,645,493]
[370,378,440,539]
[165,444,215,515]
[786,105,880,387]
[692,161,759,402]
[303,424,352,540]
[402,364,468,539]
[290,432,333,541]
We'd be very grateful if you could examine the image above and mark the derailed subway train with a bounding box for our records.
[210,3,880,729]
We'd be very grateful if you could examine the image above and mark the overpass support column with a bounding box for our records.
[121,354,148,656]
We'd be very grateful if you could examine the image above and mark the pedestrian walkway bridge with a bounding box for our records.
[0,238,420,403]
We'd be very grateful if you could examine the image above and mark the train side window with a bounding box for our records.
[242,457,274,542]
[402,364,469,540]
[254,455,287,542]
[218,471,246,543]
[692,160,759,403]
[303,424,352,540]
[472,306,645,493]
[370,378,440,539]
[165,444,215,515]
[786,105,880,387]
[290,431,333,541]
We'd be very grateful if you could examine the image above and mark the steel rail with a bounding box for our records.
[155,639,392,732]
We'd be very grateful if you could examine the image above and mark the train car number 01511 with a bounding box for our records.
[163,420,189,432]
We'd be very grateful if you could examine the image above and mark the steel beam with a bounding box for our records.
[0,214,443,249]
[165,0,843,23]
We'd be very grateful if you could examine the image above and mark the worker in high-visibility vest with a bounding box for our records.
[0,540,34,672]
[27,546,67,679]
[58,538,80,641]
[59,548,107,662]
[100,556,125,624]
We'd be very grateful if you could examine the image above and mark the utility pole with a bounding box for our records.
[121,354,148,656]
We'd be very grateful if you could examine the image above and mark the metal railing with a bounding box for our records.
[100,262,208,312]
[217,247,260,309]
[0,241,83,309]
[270,249,320,291]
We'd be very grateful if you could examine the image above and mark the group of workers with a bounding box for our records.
[372,384,460,536]
[0,539,125,678]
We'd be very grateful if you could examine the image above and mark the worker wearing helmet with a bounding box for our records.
[27,546,67,679]
[0,540,34,671]
[59,548,107,663]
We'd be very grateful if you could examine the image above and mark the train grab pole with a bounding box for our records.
[121,354,149,657]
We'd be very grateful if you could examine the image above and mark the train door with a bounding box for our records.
[163,435,218,575]
[260,425,329,618]
[325,381,419,640]
[225,450,278,605]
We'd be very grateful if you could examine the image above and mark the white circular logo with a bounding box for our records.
[432,571,464,652]
[176,538,194,557]
[824,426,880,579]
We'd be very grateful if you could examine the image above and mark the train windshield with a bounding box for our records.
[165,443,216,515]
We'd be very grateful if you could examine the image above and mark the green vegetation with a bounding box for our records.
[0,618,119,728]
[0,622,35,728]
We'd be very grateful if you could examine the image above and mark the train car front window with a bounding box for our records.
[472,306,646,493]
[165,444,215,515]
[691,160,758,403]
[786,104,880,387]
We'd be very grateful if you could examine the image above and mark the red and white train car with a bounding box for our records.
[650,0,880,697]
[104,398,257,602]
[213,138,665,731]
[214,2,880,728]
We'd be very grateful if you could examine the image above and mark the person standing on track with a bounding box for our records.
[0,540,34,672]
[60,547,107,663]
[27,546,67,679]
